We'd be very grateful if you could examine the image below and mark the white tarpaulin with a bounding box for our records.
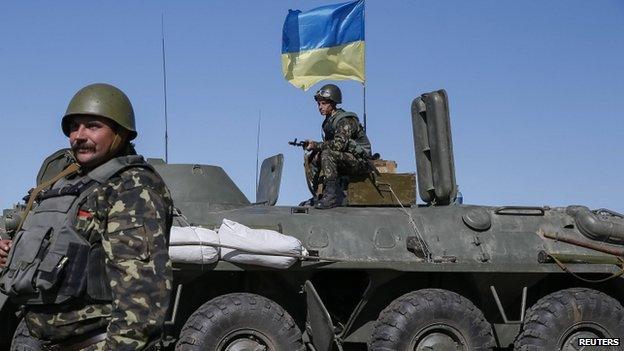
[218,219,307,269]
[168,226,219,264]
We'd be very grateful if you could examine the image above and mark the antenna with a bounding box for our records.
[255,110,261,193]
[161,13,169,163]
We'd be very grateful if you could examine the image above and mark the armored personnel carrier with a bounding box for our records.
[2,90,623,350]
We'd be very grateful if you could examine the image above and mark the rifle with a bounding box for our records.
[288,138,310,148]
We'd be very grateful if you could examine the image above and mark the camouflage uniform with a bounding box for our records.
[24,149,173,350]
[313,108,371,181]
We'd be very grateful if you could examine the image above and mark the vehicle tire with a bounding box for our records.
[10,319,44,351]
[515,287,624,351]
[175,292,305,351]
[369,288,495,351]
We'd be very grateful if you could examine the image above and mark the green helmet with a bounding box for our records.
[61,83,137,140]
[314,84,342,104]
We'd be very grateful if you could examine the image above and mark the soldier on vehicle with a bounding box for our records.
[0,83,173,350]
[305,84,373,209]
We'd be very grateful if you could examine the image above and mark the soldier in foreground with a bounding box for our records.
[0,83,173,350]
[305,84,372,209]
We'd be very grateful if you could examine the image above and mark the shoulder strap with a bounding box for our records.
[87,155,153,184]
[16,163,81,232]
[36,148,75,186]
[331,110,359,130]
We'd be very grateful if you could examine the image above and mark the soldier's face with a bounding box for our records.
[68,116,121,168]
[317,99,335,117]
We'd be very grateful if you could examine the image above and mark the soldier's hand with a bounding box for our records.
[305,140,317,151]
[0,239,11,267]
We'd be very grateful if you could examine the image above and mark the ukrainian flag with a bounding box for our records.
[282,0,365,90]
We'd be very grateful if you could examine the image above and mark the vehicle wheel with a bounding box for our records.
[175,293,304,351]
[515,287,624,351]
[10,319,43,351]
[369,288,495,351]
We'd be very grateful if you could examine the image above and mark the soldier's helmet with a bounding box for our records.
[61,83,137,140]
[314,84,342,104]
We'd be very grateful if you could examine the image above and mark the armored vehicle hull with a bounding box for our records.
[160,170,624,350]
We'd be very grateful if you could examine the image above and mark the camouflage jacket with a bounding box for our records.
[319,109,371,157]
[24,158,173,351]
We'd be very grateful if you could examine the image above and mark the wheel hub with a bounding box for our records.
[560,322,611,351]
[224,338,267,351]
[219,329,273,351]
[411,324,468,351]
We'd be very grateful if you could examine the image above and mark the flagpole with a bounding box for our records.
[362,0,367,132]
[363,83,366,132]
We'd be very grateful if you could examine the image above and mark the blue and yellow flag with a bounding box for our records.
[282,0,365,90]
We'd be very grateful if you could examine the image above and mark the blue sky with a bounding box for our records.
[0,1,623,212]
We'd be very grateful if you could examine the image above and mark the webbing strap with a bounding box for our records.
[549,253,624,283]
[16,163,81,232]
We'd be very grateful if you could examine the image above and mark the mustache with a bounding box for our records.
[71,141,96,152]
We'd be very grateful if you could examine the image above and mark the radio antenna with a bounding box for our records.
[161,13,169,163]
[255,110,261,193]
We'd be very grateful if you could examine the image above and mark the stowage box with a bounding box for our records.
[347,173,416,206]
